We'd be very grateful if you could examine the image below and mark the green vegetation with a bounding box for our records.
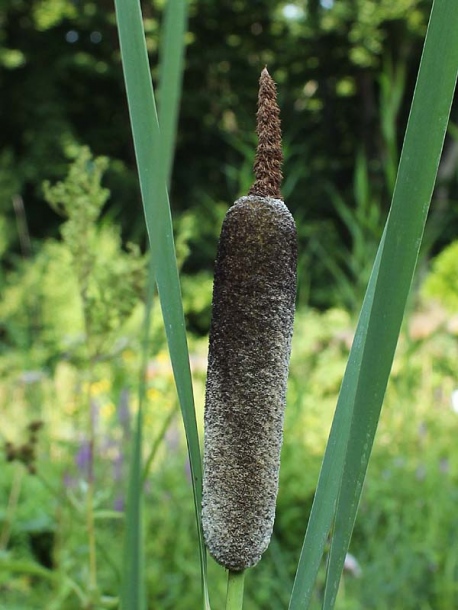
[2,287,458,608]
[422,241,458,312]
[2,0,458,309]
[1,156,458,608]
[2,1,458,609]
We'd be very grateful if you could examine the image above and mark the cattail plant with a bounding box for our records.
[113,0,458,607]
[202,68,297,575]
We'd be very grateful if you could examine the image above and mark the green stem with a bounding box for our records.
[0,465,24,550]
[84,374,98,597]
[141,404,177,484]
[225,569,245,610]
[86,462,97,592]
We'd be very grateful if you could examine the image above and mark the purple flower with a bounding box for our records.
[75,440,93,480]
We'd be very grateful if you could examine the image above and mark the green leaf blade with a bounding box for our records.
[323,2,458,607]
[158,0,188,189]
[289,1,458,608]
[288,228,385,610]
[114,1,210,608]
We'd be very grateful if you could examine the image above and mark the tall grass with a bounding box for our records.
[113,0,458,609]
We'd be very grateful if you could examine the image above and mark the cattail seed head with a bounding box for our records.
[202,68,297,571]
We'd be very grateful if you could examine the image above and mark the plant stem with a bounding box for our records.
[141,403,177,484]
[84,374,98,597]
[0,465,24,550]
[225,570,245,610]
[87,464,97,592]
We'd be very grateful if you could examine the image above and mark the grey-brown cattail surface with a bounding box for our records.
[202,67,297,571]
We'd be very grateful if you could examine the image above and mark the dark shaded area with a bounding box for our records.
[1,0,457,309]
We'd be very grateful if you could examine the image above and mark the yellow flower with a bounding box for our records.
[147,387,161,402]
[90,379,110,395]
[100,401,115,419]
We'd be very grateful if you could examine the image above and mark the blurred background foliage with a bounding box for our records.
[1,0,458,316]
[1,1,458,608]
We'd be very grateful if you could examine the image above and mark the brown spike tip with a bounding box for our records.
[248,67,283,200]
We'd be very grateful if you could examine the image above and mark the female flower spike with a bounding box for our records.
[202,68,297,571]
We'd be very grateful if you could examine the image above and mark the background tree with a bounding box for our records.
[1,0,456,310]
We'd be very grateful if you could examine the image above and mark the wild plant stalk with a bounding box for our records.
[141,403,178,484]
[43,151,111,603]
[114,1,458,609]
[202,68,297,609]
[83,378,98,595]
[225,570,245,610]
[43,148,144,607]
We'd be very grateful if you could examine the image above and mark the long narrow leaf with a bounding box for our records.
[158,0,188,189]
[288,227,386,609]
[323,2,458,606]
[114,1,210,608]
[289,0,458,607]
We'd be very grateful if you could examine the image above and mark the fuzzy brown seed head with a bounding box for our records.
[202,196,297,570]
[248,68,283,200]
[202,67,296,571]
